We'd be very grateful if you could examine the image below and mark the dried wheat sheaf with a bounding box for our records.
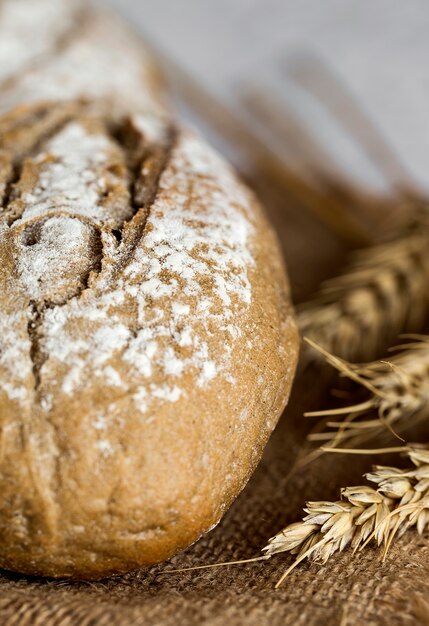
[305,336,429,452]
[298,216,429,362]
[265,446,429,586]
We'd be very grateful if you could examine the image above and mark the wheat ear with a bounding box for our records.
[298,217,429,362]
[264,446,429,586]
[304,337,429,452]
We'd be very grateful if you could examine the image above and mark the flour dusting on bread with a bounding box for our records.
[35,126,256,409]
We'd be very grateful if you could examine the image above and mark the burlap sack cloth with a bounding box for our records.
[1,178,428,626]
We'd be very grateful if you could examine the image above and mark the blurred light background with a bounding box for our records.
[102,0,429,193]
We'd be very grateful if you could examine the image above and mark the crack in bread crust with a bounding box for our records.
[1,105,175,234]
[0,103,82,220]
[111,123,178,276]
[27,301,44,392]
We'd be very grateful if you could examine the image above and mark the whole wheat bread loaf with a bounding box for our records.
[0,0,299,579]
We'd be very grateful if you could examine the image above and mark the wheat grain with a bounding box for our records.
[264,446,429,586]
[304,337,429,452]
[298,215,429,362]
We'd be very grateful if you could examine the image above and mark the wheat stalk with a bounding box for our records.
[304,337,429,452]
[298,216,429,362]
[264,446,429,586]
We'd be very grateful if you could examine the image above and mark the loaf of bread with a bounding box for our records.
[0,1,299,579]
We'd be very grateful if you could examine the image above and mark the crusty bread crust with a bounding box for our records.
[0,2,299,579]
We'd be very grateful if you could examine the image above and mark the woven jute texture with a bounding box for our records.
[1,195,428,626]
